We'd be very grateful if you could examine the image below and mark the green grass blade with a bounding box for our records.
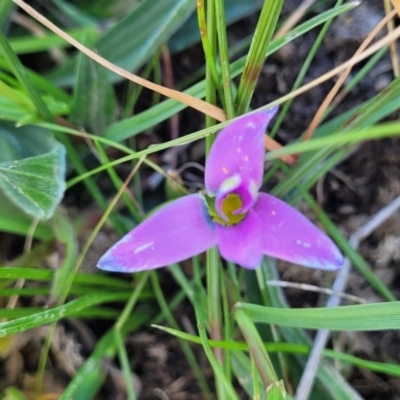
[235,0,283,114]
[236,301,400,331]
[0,293,131,337]
[0,29,54,121]
[49,0,196,86]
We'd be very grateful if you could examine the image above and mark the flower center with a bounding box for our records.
[202,192,246,226]
[220,193,246,224]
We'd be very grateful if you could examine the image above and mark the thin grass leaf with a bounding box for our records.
[50,209,78,301]
[194,284,240,400]
[0,267,132,289]
[272,75,400,199]
[152,325,400,378]
[236,301,400,331]
[0,29,54,121]
[7,27,94,54]
[70,34,116,135]
[169,0,264,53]
[266,121,400,159]
[231,351,267,400]
[150,271,212,397]
[60,314,150,400]
[0,0,14,30]
[51,0,97,26]
[235,307,284,396]
[114,330,137,400]
[214,0,234,117]
[261,259,361,400]
[0,293,131,337]
[235,0,283,114]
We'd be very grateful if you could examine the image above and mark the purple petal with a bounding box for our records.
[215,174,258,221]
[98,194,217,272]
[253,193,343,270]
[205,107,278,194]
[216,210,262,269]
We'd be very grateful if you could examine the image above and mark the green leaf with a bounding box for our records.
[2,387,28,400]
[0,29,54,122]
[70,34,116,135]
[0,123,66,220]
[0,0,14,30]
[152,324,400,378]
[235,307,282,391]
[0,293,130,337]
[237,301,400,331]
[0,193,53,239]
[7,27,94,54]
[49,0,196,86]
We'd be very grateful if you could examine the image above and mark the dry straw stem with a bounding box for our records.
[11,11,66,64]
[12,0,294,162]
[266,280,366,304]
[274,0,316,39]
[13,1,400,162]
[11,0,226,122]
[303,8,398,142]
[272,22,400,116]
[385,0,400,76]
[391,0,400,71]
[264,135,296,165]
[392,0,400,14]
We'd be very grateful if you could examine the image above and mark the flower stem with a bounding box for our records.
[206,246,224,352]
[202,1,227,397]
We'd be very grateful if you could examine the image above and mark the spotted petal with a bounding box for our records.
[216,210,262,269]
[98,194,217,272]
[253,193,343,270]
[205,107,278,194]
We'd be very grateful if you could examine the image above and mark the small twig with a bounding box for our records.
[5,218,38,311]
[176,161,206,175]
[266,280,366,304]
[295,194,400,400]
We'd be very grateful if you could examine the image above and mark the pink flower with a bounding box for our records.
[98,108,343,272]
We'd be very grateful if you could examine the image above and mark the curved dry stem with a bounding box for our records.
[303,8,398,141]
[12,0,226,122]
[12,0,294,163]
[385,0,400,77]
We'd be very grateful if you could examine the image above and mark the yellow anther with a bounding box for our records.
[220,194,246,225]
